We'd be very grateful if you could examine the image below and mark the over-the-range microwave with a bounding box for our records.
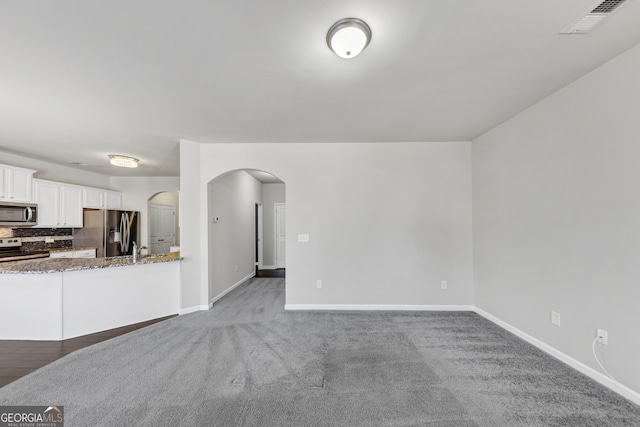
[0,202,37,227]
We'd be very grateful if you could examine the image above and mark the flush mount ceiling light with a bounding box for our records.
[108,155,139,168]
[326,18,371,59]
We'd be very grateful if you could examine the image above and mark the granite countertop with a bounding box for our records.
[0,252,181,274]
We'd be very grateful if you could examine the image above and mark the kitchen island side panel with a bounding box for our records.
[0,273,63,340]
[61,262,180,339]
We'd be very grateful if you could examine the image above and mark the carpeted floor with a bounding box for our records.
[1,278,639,426]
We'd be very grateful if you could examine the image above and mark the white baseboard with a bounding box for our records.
[261,265,276,270]
[284,304,474,311]
[210,272,256,306]
[178,305,210,315]
[474,307,640,406]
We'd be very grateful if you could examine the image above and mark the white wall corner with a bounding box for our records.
[209,272,256,306]
[178,305,211,315]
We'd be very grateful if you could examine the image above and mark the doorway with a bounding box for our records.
[149,203,176,253]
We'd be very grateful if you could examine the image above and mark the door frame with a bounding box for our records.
[275,203,286,269]
[255,201,263,270]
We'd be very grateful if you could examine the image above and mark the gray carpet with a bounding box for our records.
[1,278,639,426]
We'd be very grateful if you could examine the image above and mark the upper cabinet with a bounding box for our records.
[32,179,83,228]
[83,187,122,210]
[0,164,36,202]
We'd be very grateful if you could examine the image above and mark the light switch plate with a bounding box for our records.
[297,234,310,243]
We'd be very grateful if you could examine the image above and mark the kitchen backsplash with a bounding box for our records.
[0,227,73,251]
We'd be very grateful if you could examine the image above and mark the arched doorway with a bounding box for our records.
[207,169,285,303]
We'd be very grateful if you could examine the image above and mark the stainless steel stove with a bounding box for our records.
[0,238,50,262]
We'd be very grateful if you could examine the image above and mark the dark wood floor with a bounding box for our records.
[255,268,285,278]
[0,315,175,388]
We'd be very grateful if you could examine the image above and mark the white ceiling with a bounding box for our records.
[1,0,640,177]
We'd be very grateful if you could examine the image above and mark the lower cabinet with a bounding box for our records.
[50,249,96,259]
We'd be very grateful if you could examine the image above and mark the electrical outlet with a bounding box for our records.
[441,281,448,290]
[551,311,561,327]
[316,280,322,289]
[235,265,238,272]
[597,328,608,345]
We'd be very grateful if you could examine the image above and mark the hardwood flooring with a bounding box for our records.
[0,315,175,388]
[255,268,285,278]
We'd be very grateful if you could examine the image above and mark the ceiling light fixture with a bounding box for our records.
[327,18,371,59]
[108,155,139,168]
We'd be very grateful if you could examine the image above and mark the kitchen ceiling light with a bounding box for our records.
[109,155,139,168]
[327,18,371,59]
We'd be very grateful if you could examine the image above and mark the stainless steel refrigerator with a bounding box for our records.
[73,209,140,258]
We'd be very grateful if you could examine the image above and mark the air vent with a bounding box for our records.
[590,0,627,13]
[560,0,630,34]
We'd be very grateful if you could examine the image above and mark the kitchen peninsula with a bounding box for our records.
[0,253,181,340]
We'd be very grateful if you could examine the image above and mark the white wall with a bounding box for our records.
[208,171,262,301]
[262,183,285,268]
[110,177,180,249]
[180,141,473,310]
[473,43,640,394]
[1,150,109,188]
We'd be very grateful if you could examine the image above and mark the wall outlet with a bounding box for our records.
[441,281,448,290]
[235,265,238,272]
[297,234,310,243]
[551,311,561,327]
[316,280,322,289]
[597,328,608,345]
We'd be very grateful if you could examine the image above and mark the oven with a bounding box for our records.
[0,238,50,262]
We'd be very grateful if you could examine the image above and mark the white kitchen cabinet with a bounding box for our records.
[82,187,122,209]
[49,251,73,259]
[74,249,96,258]
[60,184,83,227]
[50,248,96,259]
[0,164,36,202]
[33,179,83,227]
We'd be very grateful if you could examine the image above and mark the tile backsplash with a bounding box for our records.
[0,227,73,250]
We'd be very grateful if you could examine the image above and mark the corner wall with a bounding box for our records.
[473,43,640,395]
[180,141,473,311]
[208,171,262,301]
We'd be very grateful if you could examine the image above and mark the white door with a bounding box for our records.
[275,203,286,269]
[150,203,175,253]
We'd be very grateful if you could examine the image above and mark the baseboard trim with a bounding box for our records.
[474,307,640,406]
[283,302,639,404]
[210,272,256,306]
[261,265,276,270]
[284,304,474,311]
[178,305,210,315]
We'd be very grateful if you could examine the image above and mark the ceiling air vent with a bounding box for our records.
[560,0,630,34]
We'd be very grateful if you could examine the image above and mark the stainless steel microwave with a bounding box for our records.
[0,202,37,226]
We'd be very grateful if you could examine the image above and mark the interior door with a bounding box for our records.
[150,203,175,254]
[275,203,286,269]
